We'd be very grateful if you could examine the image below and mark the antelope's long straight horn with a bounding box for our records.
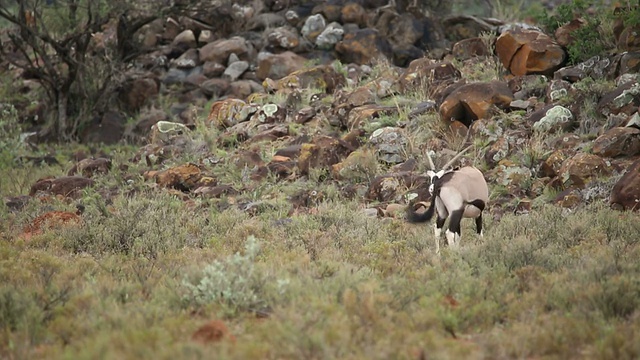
[442,144,473,170]
[425,148,436,170]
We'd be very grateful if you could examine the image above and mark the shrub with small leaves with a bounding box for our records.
[183,236,287,314]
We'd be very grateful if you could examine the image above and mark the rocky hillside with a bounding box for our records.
[2,0,640,217]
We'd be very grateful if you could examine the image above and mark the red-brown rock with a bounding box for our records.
[439,81,514,127]
[592,127,640,158]
[496,27,566,76]
[610,159,640,211]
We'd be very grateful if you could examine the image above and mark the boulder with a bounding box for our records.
[199,36,253,64]
[144,163,215,192]
[369,127,408,164]
[335,28,392,65]
[610,159,640,211]
[29,176,94,199]
[207,99,258,129]
[452,38,490,60]
[316,22,344,50]
[558,153,612,186]
[439,81,514,127]
[496,27,566,76]
[597,82,640,117]
[67,158,112,178]
[301,14,326,42]
[297,135,357,176]
[256,51,308,80]
[119,77,160,113]
[531,105,574,134]
[267,27,300,49]
[592,127,640,158]
[398,59,461,93]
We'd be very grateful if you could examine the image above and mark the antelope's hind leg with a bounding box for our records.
[434,215,446,254]
[445,209,463,248]
[475,214,483,238]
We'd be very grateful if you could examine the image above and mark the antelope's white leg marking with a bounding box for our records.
[434,224,441,254]
[445,230,460,248]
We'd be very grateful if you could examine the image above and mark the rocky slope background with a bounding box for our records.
[2,0,638,217]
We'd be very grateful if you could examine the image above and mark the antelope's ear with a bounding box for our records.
[426,170,436,178]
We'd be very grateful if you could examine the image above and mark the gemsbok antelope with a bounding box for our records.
[406,144,489,254]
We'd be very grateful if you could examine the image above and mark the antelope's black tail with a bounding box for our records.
[406,197,436,223]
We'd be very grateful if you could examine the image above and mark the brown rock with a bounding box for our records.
[267,27,300,49]
[192,320,235,344]
[275,65,346,93]
[554,18,587,47]
[398,59,461,93]
[297,135,356,176]
[597,82,640,117]
[119,77,160,113]
[610,159,640,211]
[452,38,489,60]
[207,99,257,129]
[200,78,230,98]
[618,25,640,51]
[312,3,342,22]
[484,137,510,167]
[256,51,308,80]
[347,104,398,130]
[67,158,112,178]
[341,3,367,27]
[496,27,566,76]
[540,150,571,178]
[21,210,82,240]
[146,163,215,192]
[199,36,253,65]
[554,189,582,208]
[592,127,640,158]
[558,153,612,185]
[335,28,392,65]
[80,111,126,145]
[439,81,514,127]
[202,61,226,78]
[29,176,94,199]
[365,173,428,203]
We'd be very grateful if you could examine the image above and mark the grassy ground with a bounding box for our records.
[1,147,639,359]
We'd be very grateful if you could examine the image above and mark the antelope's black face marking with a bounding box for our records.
[427,170,454,196]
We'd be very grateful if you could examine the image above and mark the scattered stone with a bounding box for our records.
[610,158,640,211]
[67,158,112,178]
[592,127,640,158]
[29,176,94,199]
[439,81,514,127]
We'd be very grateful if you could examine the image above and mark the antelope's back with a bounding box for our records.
[451,166,489,203]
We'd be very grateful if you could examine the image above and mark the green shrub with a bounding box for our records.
[183,236,288,315]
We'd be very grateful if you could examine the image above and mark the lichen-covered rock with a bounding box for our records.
[598,82,640,116]
[592,127,640,158]
[67,158,112,178]
[558,153,612,186]
[267,26,300,49]
[275,65,346,93]
[531,105,574,134]
[610,158,640,211]
[316,22,344,50]
[540,150,572,178]
[439,81,513,127]
[369,127,408,164]
[149,121,190,144]
[496,27,566,76]
[484,136,510,167]
[145,163,215,192]
[301,14,326,42]
[207,99,257,129]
